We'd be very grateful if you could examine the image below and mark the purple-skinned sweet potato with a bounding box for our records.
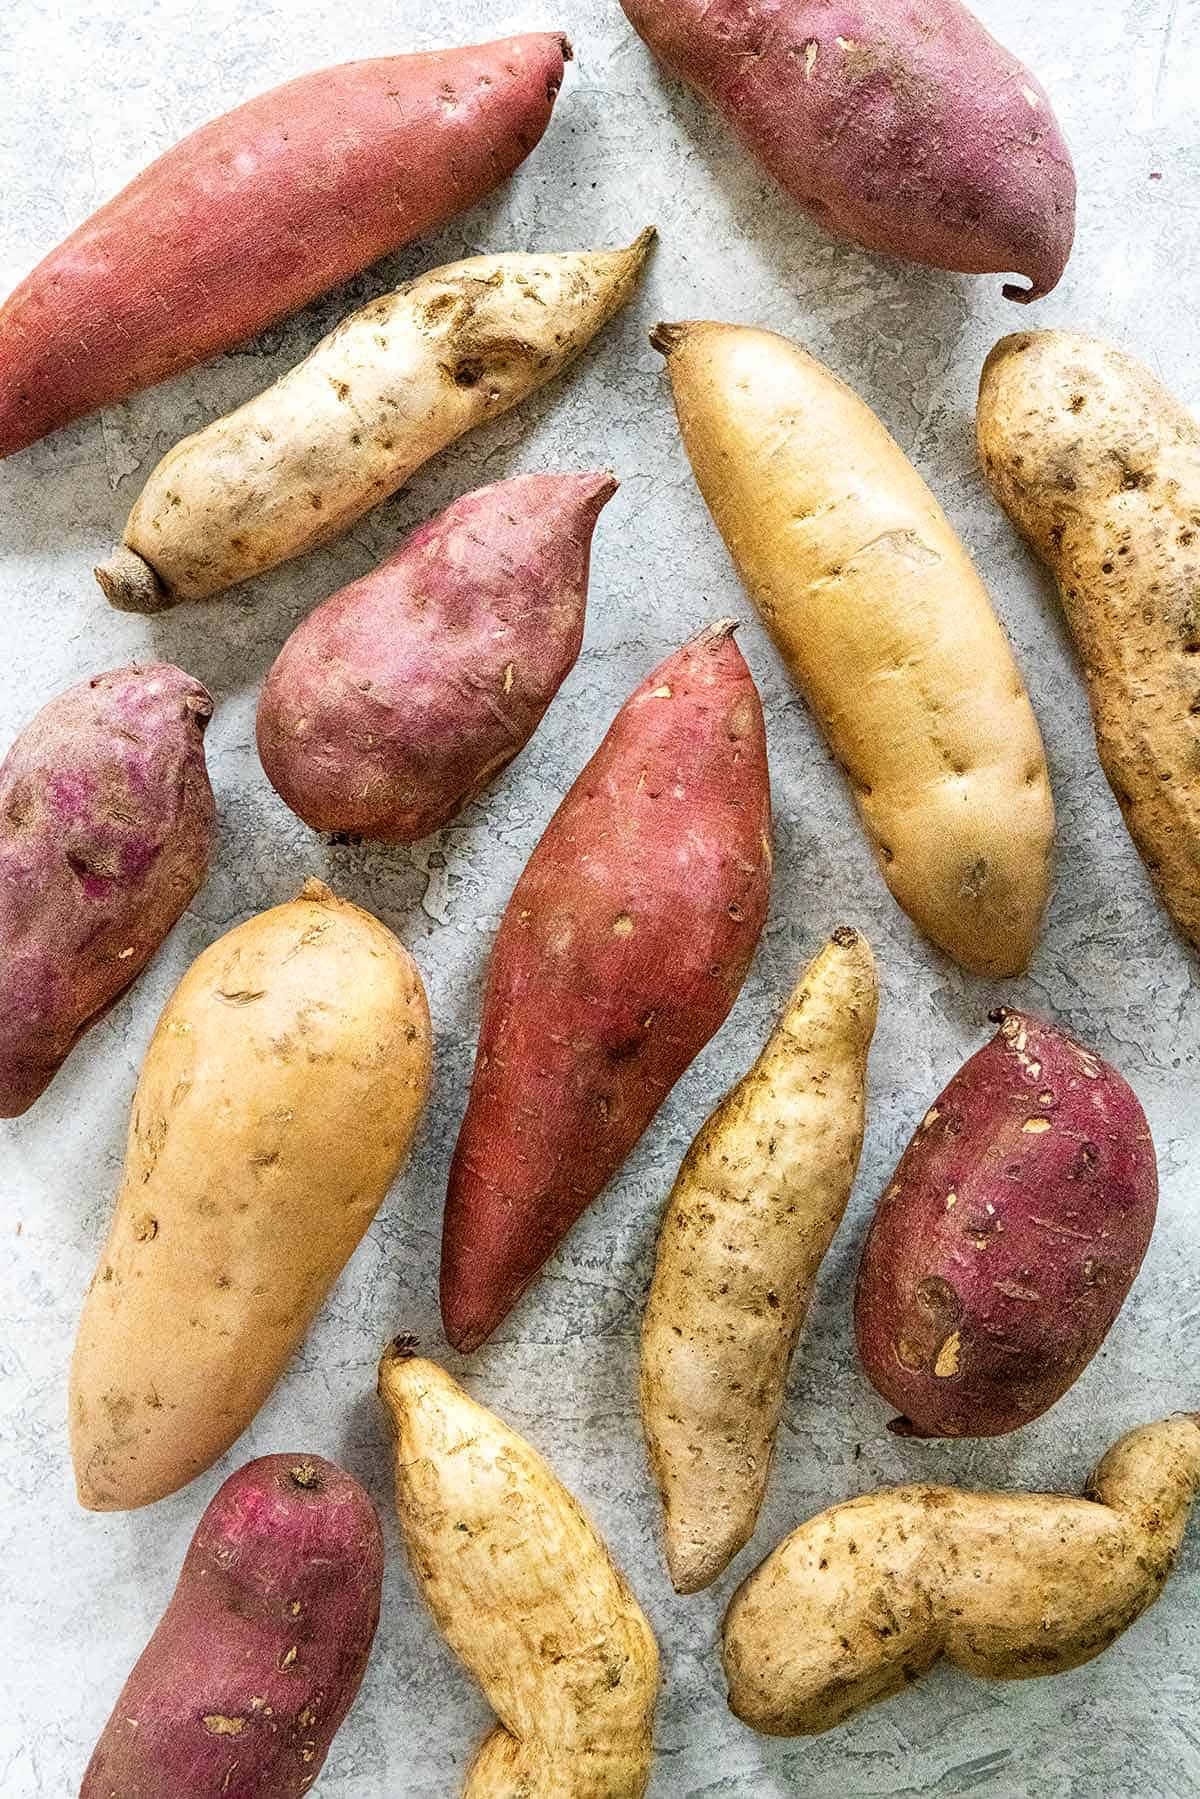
[854,1010,1158,1438]
[619,0,1075,301]
[80,1454,383,1798]
[256,470,617,841]
[442,619,773,1353]
[0,663,214,1117]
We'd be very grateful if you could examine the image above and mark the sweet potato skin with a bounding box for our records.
[722,1414,1200,1736]
[442,621,773,1353]
[0,37,568,457]
[978,330,1200,950]
[0,664,214,1117]
[620,0,1074,300]
[854,1009,1158,1438]
[379,1349,659,1798]
[257,471,616,841]
[96,234,654,610]
[81,1453,383,1798]
[69,879,431,1511]
[655,320,1053,977]
[641,927,877,1593]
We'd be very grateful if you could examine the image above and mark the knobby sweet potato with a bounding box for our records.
[0,36,569,456]
[257,471,617,840]
[0,663,214,1117]
[442,620,773,1352]
[854,1009,1158,1437]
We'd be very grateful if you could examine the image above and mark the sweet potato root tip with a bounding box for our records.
[650,320,693,355]
[95,546,171,614]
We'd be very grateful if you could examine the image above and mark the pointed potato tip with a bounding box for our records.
[649,320,692,356]
[627,225,657,259]
[95,546,172,614]
[297,876,337,906]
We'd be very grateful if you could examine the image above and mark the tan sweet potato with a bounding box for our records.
[978,329,1200,950]
[257,471,616,841]
[723,1414,1200,1735]
[854,1010,1158,1438]
[654,319,1054,976]
[70,879,431,1511]
[96,234,654,610]
[378,1347,659,1798]
[641,927,877,1593]
[441,620,773,1352]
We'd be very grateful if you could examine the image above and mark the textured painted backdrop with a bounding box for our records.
[1,0,1197,1793]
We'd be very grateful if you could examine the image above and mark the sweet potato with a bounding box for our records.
[95,233,654,610]
[378,1346,659,1798]
[81,1453,383,1797]
[723,1414,1200,1735]
[641,927,877,1593]
[655,320,1053,977]
[620,0,1074,300]
[978,329,1200,950]
[854,1009,1157,1438]
[0,36,570,458]
[0,663,214,1117]
[441,620,773,1353]
[257,471,617,841]
[70,878,431,1511]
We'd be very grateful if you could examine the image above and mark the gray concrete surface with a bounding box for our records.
[1,0,1198,1792]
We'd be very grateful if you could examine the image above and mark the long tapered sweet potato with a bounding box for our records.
[723,1415,1200,1735]
[854,1009,1158,1438]
[442,620,773,1353]
[0,663,214,1117]
[642,927,878,1593]
[81,1454,383,1797]
[257,471,617,841]
[379,1348,659,1798]
[96,233,653,610]
[620,0,1074,300]
[0,36,569,458]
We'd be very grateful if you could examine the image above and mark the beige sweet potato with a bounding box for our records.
[70,879,431,1511]
[978,329,1200,950]
[654,319,1054,976]
[96,234,654,610]
[641,927,877,1593]
[723,1414,1200,1735]
[378,1346,659,1797]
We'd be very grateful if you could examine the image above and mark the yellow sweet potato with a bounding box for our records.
[654,319,1054,977]
[378,1346,659,1798]
[723,1414,1200,1735]
[641,927,877,1593]
[978,329,1200,950]
[70,879,431,1511]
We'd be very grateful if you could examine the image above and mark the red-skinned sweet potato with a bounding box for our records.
[256,470,617,841]
[854,1009,1158,1438]
[0,664,214,1117]
[442,619,773,1353]
[0,35,569,457]
[80,1454,383,1798]
[619,0,1074,301]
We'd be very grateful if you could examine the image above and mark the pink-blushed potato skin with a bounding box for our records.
[854,1010,1158,1438]
[0,664,214,1117]
[256,471,617,842]
[619,0,1074,300]
[0,36,569,457]
[442,621,774,1353]
[80,1454,383,1799]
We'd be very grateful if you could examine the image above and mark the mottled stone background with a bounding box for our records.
[0,0,1197,1793]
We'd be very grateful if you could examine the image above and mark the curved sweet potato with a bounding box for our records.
[620,0,1074,300]
[0,663,214,1117]
[441,620,773,1353]
[257,471,617,841]
[854,1009,1158,1437]
[0,36,569,457]
[81,1454,383,1797]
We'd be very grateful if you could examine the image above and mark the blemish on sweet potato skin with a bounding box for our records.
[854,1009,1157,1437]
